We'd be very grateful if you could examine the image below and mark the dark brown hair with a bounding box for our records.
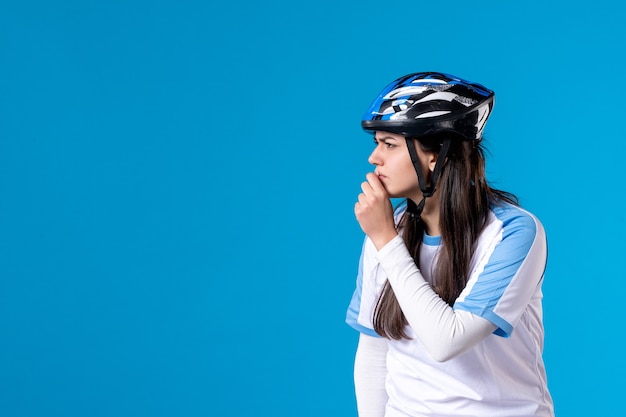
[372,133,518,340]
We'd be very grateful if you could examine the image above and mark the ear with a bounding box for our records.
[427,151,438,172]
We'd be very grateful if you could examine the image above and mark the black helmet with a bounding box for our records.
[361,72,495,219]
[361,72,494,140]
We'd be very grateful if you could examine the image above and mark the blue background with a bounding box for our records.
[1,1,624,416]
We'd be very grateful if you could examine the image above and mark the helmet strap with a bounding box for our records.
[405,137,452,219]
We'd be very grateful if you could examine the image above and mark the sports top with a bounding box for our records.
[346,201,554,417]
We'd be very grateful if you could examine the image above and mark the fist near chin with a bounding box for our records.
[354,173,397,250]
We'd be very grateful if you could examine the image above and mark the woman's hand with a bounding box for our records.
[354,172,398,251]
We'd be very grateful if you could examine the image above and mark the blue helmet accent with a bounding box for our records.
[361,72,495,140]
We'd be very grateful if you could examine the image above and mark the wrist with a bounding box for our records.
[371,231,399,251]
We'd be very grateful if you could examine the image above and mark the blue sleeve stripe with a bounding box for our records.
[454,304,513,337]
[345,317,381,337]
[454,204,538,336]
[345,238,379,335]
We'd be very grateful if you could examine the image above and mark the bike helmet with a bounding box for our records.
[361,72,495,218]
[361,72,494,140]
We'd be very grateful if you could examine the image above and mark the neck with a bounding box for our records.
[410,191,441,236]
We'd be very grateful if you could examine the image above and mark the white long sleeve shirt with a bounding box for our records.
[346,202,554,417]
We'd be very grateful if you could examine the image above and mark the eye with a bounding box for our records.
[373,138,397,149]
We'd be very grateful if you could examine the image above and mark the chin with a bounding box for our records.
[387,191,405,199]
[383,185,415,200]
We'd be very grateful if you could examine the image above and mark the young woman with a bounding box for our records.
[346,72,554,417]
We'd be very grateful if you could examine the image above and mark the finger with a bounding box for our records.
[361,181,374,196]
[365,172,387,194]
[354,198,366,216]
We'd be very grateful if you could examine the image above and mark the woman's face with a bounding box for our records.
[368,131,436,200]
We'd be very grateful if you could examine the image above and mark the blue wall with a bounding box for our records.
[1,1,624,416]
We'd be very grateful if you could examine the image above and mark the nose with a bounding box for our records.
[368,145,382,166]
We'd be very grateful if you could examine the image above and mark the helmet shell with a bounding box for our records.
[361,72,495,140]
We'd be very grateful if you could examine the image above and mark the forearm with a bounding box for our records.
[375,236,496,362]
[354,333,388,417]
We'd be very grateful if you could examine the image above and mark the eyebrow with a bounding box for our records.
[375,135,398,142]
